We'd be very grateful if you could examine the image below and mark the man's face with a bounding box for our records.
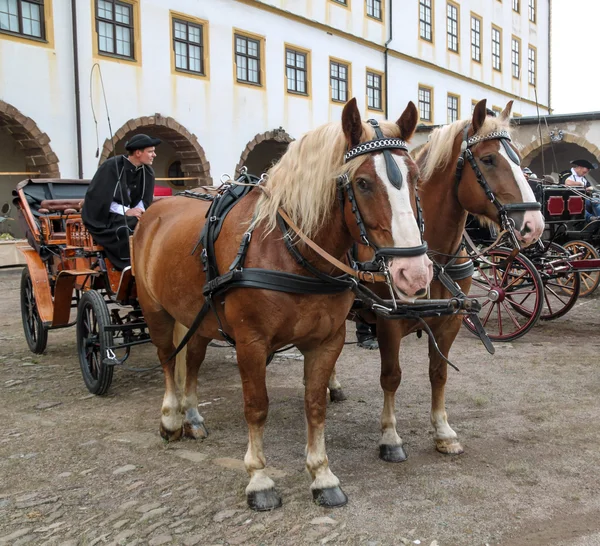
[575,166,590,177]
[134,147,157,166]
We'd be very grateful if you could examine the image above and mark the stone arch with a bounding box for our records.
[99,114,211,187]
[235,127,294,177]
[520,132,600,168]
[0,100,60,178]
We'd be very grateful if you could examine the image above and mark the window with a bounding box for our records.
[235,33,261,85]
[511,37,520,78]
[331,0,347,5]
[418,86,432,122]
[419,0,432,42]
[173,18,204,75]
[471,15,481,62]
[446,2,458,52]
[330,60,349,103]
[366,71,383,110]
[366,0,382,20]
[0,0,44,39]
[528,46,536,85]
[286,48,308,95]
[95,0,134,59]
[512,0,519,12]
[492,26,501,71]
[167,161,186,187]
[528,0,535,22]
[447,94,459,123]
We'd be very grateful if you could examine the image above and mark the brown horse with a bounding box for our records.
[351,99,544,461]
[133,98,433,510]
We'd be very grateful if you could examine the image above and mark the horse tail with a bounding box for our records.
[173,321,188,394]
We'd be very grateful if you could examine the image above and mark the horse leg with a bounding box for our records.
[429,320,464,454]
[236,341,282,511]
[181,333,210,439]
[377,318,407,463]
[302,327,348,507]
[328,366,347,402]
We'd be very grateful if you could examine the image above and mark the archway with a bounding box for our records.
[521,133,600,183]
[99,114,211,189]
[235,128,294,177]
[0,100,60,239]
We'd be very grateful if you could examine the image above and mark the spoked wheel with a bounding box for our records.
[20,268,48,354]
[534,242,581,321]
[463,248,544,341]
[562,240,600,297]
[77,290,114,395]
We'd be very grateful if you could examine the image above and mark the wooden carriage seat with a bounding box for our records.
[38,199,83,214]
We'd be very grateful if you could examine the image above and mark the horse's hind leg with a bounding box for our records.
[328,367,347,402]
[180,329,210,439]
[377,317,407,463]
[429,319,464,454]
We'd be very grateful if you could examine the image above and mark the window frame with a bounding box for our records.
[491,25,502,72]
[512,0,520,13]
[418,84,434,124]
[511,35,521,79]
[447,93,460,124]
[95,0,135,61]
[172,17,205,76]
[285,44,311,97]
[0,0,46,41]
[329,0,350,8]
[446,1,459,53]
[365,0,383,21]
[528,44,536,86]
[169,12,209,80]
[419,0,433,43]
[528,0,536,23]
[233,29,265,88]
[366,68,384,112]
[329,57,351,104]
[470,13,482,63]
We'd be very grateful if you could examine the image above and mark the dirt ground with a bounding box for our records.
[1,267,600,546]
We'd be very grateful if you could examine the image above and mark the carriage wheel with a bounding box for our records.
[561,240,600,297]
[463,249,544,341]
[77,290,114,395]
[536,243,581,321]
[20,268,48,354]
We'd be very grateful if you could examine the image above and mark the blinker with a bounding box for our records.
[500,138,520,166]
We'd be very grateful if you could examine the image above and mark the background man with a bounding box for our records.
[559,159,600,221]
[82,134,161,270]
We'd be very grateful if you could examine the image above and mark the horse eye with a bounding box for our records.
[356,178,369,191]
[481,155,495,166]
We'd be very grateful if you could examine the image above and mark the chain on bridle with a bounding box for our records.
[338,119,428,262]
[454,125,541,247]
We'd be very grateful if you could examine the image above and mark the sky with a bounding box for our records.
[551,1,599,114]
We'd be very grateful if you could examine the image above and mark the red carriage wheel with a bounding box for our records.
[463,248,544,341]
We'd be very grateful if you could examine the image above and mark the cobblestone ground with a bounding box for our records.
[1,268,600,546]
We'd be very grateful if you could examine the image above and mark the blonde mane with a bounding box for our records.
[417,115,512,182]
[252,119,404,238]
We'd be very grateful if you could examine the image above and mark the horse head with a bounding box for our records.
[453,99,544,246]
[341,98,433,301]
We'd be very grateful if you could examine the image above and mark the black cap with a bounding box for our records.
[571,159,597,170]
[125,134,162,152]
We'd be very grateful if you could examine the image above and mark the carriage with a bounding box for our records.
[12,177,152,395]
[463,180,600,342]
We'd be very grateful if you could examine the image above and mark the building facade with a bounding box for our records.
[0,0,551,240]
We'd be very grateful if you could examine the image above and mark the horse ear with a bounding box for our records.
[472,99,487,133]
[500,100,514,121]
[342,98,363,149]
[396,101,418,141]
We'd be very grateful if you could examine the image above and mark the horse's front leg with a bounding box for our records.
[236,340,282,511]
[428,318,464,454]
[302,326,348,507]
[377,317,407,462]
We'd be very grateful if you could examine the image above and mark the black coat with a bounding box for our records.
[82,155,155,270]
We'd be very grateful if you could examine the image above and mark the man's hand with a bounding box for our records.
[125,207,143,218]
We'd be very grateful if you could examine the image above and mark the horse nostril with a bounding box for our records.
[520,223,532,236]
[415,288,427,298]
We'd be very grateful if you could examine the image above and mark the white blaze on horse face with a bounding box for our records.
[498,146,545,246]
[373,154,433,299]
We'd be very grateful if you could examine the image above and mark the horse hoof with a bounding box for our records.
[379,444,408,463]
[436,439,464,455]
[329,388,347,403]
[247,489,282,511]
[312,486,348,508]
[183,421,209,440]
[159,423,182,442]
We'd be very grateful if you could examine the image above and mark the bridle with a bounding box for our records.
[339,119,428,262]
[454,125,541,248]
